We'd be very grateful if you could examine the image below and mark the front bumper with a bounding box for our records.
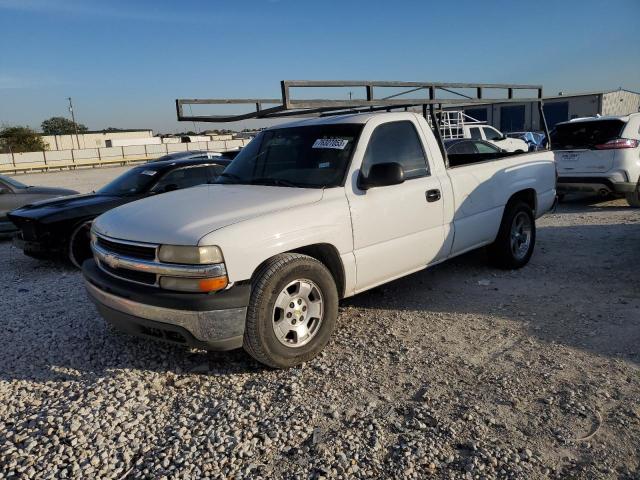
[557,177,638,194]
[0,219,18,237]
[12,235,50,253]
[83,259,249,351]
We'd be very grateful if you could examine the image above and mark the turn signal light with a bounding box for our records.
[198,276,229,292]
[159,275,228,292]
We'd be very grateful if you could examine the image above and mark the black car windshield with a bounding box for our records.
[216,124,363,188]
[97,167,160,195]
[0,174,27,189]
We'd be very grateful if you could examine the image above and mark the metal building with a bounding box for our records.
[453,88,640,132]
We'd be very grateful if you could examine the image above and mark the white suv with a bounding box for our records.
[553,113,640,207]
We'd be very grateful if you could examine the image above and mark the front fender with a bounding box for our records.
[198,189,354,284]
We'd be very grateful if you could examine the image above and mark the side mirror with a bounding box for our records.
[358,162,405,190]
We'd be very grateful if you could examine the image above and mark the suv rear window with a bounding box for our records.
[551,120,625,150]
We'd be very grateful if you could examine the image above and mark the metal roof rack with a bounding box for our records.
[175,80,551,156]
[177,80,545,119]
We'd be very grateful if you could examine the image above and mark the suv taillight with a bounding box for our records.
[594,138,639,150]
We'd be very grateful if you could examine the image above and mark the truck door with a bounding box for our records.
[346,119,444,292]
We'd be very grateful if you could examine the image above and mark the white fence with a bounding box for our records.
[0,139,250,173]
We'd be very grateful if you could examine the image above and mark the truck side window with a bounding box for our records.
[482,127,502,141]
[362,121,429,180]
[469,127,482,139]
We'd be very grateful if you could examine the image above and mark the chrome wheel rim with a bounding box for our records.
[510,212,532,261]
[272,278,324,348]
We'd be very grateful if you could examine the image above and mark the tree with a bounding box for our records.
[41,116,88,135]
[0,126,48,153]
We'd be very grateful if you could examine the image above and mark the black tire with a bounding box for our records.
[487,201,536,269]
[243,253,338,368]
[625,189,640,208]
[67,220,94,268]
[557,194,565,203]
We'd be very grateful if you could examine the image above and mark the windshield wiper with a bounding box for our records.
[249,177,303,188]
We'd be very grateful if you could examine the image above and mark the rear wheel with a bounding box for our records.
[68,220,93,268]
[625,189,640,208]
[487,201,536,269]
[243,253,338,368]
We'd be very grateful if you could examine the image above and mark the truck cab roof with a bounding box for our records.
[270,111,417,129]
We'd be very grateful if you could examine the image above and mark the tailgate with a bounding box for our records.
[554,149,615,175]
[552,119,625,175]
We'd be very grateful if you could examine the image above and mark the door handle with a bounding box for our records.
[426,189,441,202]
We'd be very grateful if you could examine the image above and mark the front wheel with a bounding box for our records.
[625,189,640,208]
[487,201,536,269]
[68,220,94,268]
[243,253,338,368]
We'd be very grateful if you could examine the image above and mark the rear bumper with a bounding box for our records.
[557,177,638,194]
[83,259,249,351]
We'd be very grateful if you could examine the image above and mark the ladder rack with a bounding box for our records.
[432,111,487,139]
[175,80,551,153]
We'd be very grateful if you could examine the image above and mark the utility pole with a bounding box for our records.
[67,97,81,149]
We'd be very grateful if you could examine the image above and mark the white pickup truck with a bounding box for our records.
[463,124,529,153]
[83,111,556,368]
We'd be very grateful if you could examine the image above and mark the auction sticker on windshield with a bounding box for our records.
[141,170,158,176]
[312,138,349,150]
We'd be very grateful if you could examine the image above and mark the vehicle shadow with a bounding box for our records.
[342,221,640,366]
[557,193,631,213]
[0,218,637,384]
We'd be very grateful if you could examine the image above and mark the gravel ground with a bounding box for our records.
[0,191,639,479]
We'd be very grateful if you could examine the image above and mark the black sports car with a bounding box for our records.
[0,175,78,236]
[9,156,231,267]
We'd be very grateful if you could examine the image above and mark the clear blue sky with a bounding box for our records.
[1,0,638,133]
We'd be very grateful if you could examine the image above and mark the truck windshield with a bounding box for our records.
[216,124,363,188]
[97,167,160,195]
[551,120,625,149]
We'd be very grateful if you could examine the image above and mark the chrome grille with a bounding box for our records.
[91,232,227,289]
[96,236,156,260]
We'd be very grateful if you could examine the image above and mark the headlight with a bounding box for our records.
[158,245,224,264]
[160,275,228,293]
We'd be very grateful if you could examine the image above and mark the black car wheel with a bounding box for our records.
[68,220,94,268]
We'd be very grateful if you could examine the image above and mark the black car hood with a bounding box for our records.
[23,186,78,196]
[8,193,137,224]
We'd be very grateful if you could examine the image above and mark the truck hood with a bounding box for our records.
[93,184,325,245]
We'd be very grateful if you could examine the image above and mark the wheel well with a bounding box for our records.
[250,244,346,299]
[508,188,537,214]
[290,244,346,299]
